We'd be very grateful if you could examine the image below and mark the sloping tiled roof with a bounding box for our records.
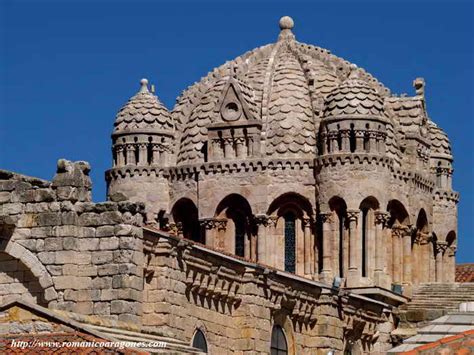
[171,19,390,165]
[323,75,385,119]
[429,121,452,158]
[114,79,173,136]
[384,96,426,137]
[456,264,474,283]
[388,312,474,353]
[397,329,474,354]
[265,44,316,157]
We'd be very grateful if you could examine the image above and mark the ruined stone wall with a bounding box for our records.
[142,229,393,354]
[0,160,145,324]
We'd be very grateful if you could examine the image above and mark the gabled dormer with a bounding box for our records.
[207,76,261,161]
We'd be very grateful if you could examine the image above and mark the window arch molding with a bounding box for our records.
[271,314,296,355]
[214,193,253,257]
[191,327,208,353]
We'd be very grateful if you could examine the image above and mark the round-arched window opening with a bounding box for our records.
[270,325,288,355]
[192,329,208,353]
[222,101,241,121]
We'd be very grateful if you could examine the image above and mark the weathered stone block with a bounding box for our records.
[93,302,111,315]
[91,276,112,289]
[37,212,61,226]
[55,251,91,265]
[97,264,119,276]
[73,301,93,315]
[44,238,63,251]
[100,211,123,225]
[99,237,119,250]
[111,300,136,314]
[91,251,113,264]
[78,213,102,226]
[96,225,115,237]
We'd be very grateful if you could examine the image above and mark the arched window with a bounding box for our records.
[270,325,288,355]
[171,198,202,243]
[284,212,296,273]
[361,207,368,277]
[192,329,208,353]
[234,212,246,257]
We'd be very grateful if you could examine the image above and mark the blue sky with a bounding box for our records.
[1,1,473,262]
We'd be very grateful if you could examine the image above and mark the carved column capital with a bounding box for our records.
[374,211,390,226]
[215,219,228,231]
[320,212,333,224]
[346,210,359,222]
[199,218,216,230]
[414,231,431,245]
[254,214,268,226]
[435,241,448,254]
[267,216,279,228]
[302,217,312,228]
[446,244,457,257]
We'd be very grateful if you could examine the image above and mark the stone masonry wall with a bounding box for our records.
[0,160,146,324]
[0,252,46,306]
[142,228,393,354]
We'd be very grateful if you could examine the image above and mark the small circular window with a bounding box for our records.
[222,101,241,121]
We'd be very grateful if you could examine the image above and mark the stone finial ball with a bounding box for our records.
[140,78,149,86]
[279,16,294,30]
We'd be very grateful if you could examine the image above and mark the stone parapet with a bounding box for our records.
[142,226,394,353]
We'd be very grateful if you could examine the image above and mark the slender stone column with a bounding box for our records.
[224,139,233,159]
[303,217,312,276]
[445,245,456,283]
[137,143,148,166]
[267,216,279,267]
[402,226,413,288]
[320,212,333,283]
[328,131,338,153]
[255,215,268,263]
[341,130,350,152]
[235,137,245,159]
[355,130,365,152]
[392,226,403,284]
[215,219,227,251]
[125,144,136,165]
[435,242,447,282]
[346,209,360,286]
[367,131,377,153]
[200,219,216,248]
[151,144,160,164]
[418,232,431,283]
[115,145,125,167]
[374,211,389,286]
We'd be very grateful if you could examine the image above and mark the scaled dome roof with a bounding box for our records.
[172,17,390,165]
[114,79,173,136]
[323,71,385,120]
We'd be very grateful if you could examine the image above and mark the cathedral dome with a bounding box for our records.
[322,71,385,120]
[173,17,390,165]
[113,79,173,136]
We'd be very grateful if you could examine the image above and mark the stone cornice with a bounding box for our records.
[316,153,393,169]
[434,189,460,203]
[142,226,390,314]
[106,158,315,182]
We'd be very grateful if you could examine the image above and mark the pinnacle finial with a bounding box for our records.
[279,16,294,30]
[278,16,295,41]
[139,78,149,93]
